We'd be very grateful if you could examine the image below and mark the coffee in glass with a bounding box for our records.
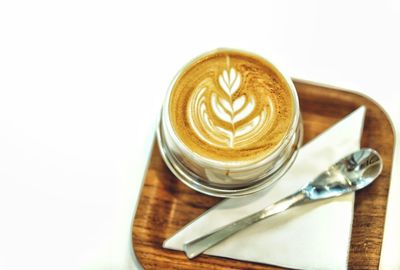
[158,49,302,197]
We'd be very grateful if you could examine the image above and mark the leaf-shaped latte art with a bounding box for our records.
[219,68,241,96]
[189,63,274,149]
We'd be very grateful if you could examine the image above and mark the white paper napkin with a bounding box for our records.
[163,106,366,270]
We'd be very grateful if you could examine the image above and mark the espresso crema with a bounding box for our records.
[169,49,294,162]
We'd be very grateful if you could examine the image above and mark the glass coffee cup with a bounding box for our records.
[157,49,302,197]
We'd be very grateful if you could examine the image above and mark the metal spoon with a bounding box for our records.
[183,148,383,259]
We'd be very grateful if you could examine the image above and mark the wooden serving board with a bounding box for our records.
[132,80,395,269]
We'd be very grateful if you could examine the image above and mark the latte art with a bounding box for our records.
[169,49,294,162]
[189,64,273,149]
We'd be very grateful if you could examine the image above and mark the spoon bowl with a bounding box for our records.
[303,148,383,200]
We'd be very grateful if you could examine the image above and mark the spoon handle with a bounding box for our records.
[183,190,307,259]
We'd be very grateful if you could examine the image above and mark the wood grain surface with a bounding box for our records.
[132,80,395,269]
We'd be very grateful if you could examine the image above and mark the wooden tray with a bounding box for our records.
[132,80,395,269]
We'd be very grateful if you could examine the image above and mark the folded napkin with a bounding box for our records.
[163,106,366,270]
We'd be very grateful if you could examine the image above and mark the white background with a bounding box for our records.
[0,1,399,269]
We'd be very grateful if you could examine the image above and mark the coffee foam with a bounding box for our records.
[169,49,294,162]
